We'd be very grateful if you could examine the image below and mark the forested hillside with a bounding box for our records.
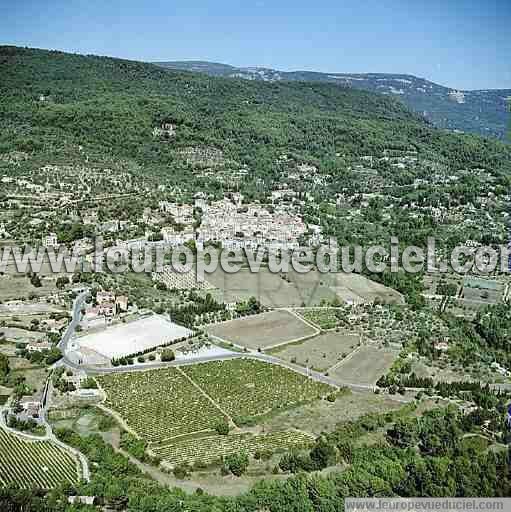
[157,60,511,140]
[1,45,510,198]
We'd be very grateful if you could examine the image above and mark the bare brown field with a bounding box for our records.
[207,267,336,307]
[321,272,404,305]
[207,267,402,308]
[206,310,316,350]
[330,345,399,385]
[271,331,361,371]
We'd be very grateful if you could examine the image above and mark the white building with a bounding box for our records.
[161,227,195,246]
[42,232,58,248]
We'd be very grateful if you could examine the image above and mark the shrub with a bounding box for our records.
[173,463,191,479]
[223,451,249,477]
[214,421,230,435]
[161,349,175,362]
[81,377,98,389]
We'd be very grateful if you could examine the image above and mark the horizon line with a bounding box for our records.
[2,43,510,93]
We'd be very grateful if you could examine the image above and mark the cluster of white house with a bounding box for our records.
[41,194,321,256]
[195,197,309,251]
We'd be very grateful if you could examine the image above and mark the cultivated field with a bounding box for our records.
[98,358,331,456]
[206,310,316,350]
[76,314,192,359]
[153,431,313,466]
[296,308,344,330]
[0,427,79,489]
[329,345,400,385]
[181,359,332,422]
[207,268,403,308]
[97,368,225,443]
[207,267,336,307]
[272,331,361,372]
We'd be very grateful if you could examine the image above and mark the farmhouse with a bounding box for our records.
[26,341,53,353]
[41,317,68,333]
[115,295,129,312]
[21,400,41,418]
[434,339,450,351]
[67,497,96,506]
[96,291,115,304]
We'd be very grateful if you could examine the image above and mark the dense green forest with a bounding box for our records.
[1,45,510,196]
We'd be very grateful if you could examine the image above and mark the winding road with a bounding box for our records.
[0,375,90,482]
[13,290,95,482]
[58,291,90,356]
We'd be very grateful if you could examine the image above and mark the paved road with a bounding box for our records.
[0,290,92,483]
[0,295,92,483]
[35,290,93,481]
[58,292,374,393]
[58,291,89,354]
[71,342,374,393]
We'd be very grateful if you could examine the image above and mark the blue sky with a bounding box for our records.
[1,0,509,90]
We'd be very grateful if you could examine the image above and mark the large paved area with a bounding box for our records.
[75,315,192,359]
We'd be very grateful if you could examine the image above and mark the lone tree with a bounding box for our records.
[56,276,70,289]
[215,421,230,436]
[223,451,249,477]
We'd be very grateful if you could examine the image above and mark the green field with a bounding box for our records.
[153,431,313,466]
[181,359,332,422]
[0,427,79,489]
[297,308,344,330]
[97,359,332,467]
[97,368,226,443]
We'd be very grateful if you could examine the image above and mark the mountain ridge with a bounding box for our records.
[154,60,511,141]
[1,45,510,192]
